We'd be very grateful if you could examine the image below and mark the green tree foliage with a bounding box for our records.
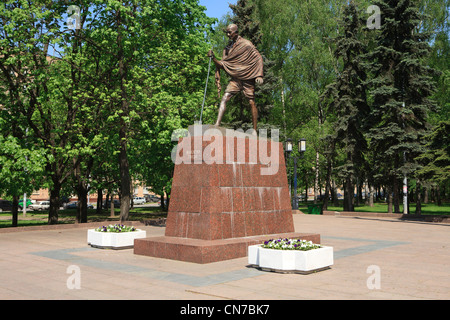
[0,133,46,226]
[367,0,438,212]
[256,0,346,203]
[0,0,73,224]
[122,0,215,211]
[63,0,214,219]
[1,0,448,227]
[323,2,369,211]
[237,0,447,207]
[416,121,450,189]
[0,0,215,223]
[418,0,449,126]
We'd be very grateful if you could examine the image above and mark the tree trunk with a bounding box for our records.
[74,159,89,223]
[369,184,375,207]
[436,184,442,206]
[160,193,166,211]
[166,189,171,211]
[364,180,369,206]
[110,198,115,218]
[314,151,320,204]
[76,184,88,223]
[119,126,131,222]
[376,186,381,202]
[280,78,287,140]
[343,178,354,211]
[387,185,393,213]
[322,156,332,210]
[415,181,422,215]
[117,8,131,223]
[305,170,309,203]
[96,189,103,215]
[12,195,19,227]
[104,193,110,210]
[48,184,60,225]
[332,179,339,206]
[130,180,134,209]
[393,176,400,213]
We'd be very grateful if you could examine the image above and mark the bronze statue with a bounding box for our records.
[208,24,264,131]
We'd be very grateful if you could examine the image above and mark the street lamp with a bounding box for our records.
[293,139,306,209]
[285,138,306,210]
[299,138,306,153]
[285,138,293,153]
[298,138,308,202]
[285,138,293,200]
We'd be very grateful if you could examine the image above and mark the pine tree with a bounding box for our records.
[367,0,438,213]
[415,121,450,205]
[323,2,369,211]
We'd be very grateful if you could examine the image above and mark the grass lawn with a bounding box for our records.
[0,206,166,229]
[298,200,450,215]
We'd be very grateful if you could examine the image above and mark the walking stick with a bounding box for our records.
[200,54,212,124]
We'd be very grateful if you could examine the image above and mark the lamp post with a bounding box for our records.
[293,157,298,209]
[285,138,306,210]
[402,102,408,214]
[285,138,293,199]
[295,139,306,209]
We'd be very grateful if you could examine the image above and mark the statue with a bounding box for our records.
[208,24,264,132]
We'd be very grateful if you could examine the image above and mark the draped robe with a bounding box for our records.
[220,36,264,80]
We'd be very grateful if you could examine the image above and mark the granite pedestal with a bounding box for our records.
[134,125,320,263]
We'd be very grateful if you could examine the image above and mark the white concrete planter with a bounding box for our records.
[87,229,146,249]
[248,245,333,274]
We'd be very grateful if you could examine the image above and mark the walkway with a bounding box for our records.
[0,214,448,301]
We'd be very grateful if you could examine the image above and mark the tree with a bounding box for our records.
[258,0,342,202]
[416,121,450,206]
[367,0,438,213]
[418,0,450,126]
[0,0,76,224]
[0,58,46,225]
[81,0,215,217]
[1,0,216,224]
[129,0,215,210]
[323,2,369,211]
[0,133,46,227]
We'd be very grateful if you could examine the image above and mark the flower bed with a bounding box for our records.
[87,224,146,250]
[95,224,138,233]
[248,238,333,274]
[261,238,322,251]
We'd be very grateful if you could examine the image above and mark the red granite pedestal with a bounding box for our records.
[134,125,320,263]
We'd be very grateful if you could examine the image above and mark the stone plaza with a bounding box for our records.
[0,213,448,300]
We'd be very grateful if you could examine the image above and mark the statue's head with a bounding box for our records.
[224,24,239,41]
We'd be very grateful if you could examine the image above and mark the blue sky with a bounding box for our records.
[199,0,237,21]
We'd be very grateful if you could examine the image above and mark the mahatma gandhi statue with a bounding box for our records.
[208,24,264,132]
